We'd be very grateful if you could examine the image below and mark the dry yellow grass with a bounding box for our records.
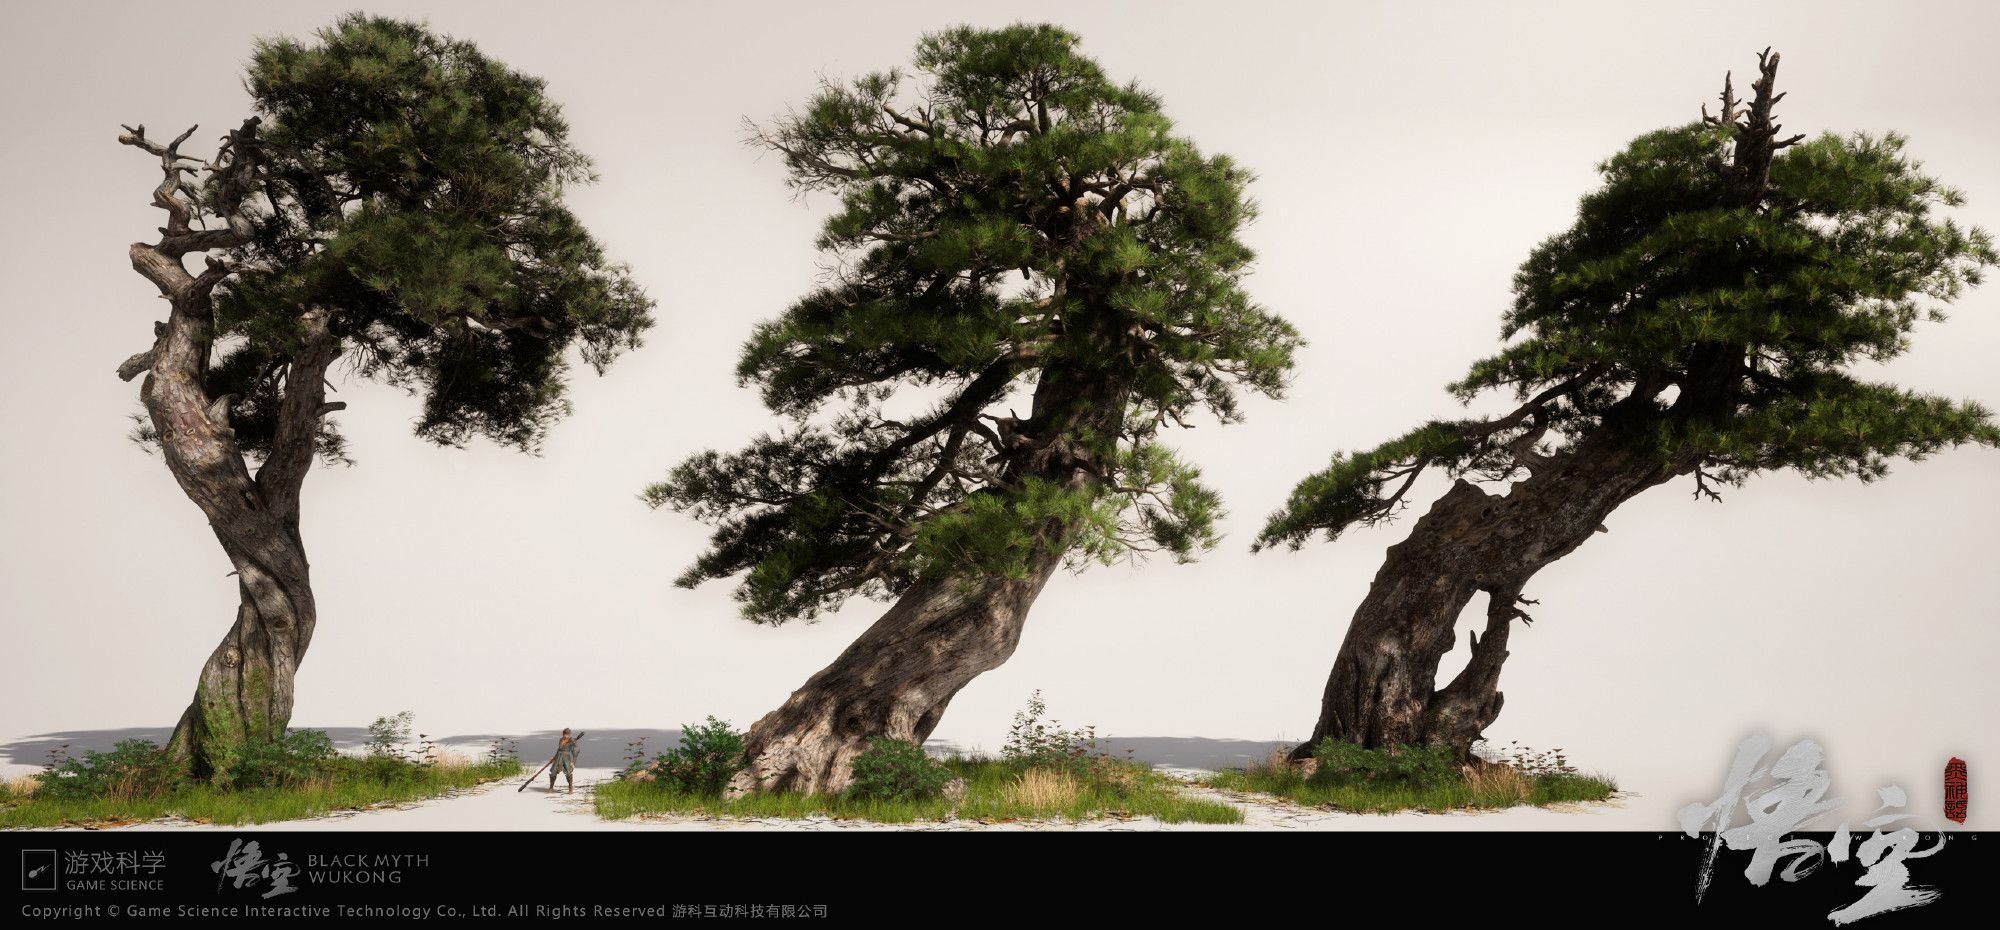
[1463,762,1530,802]
[1004,768,1080,808]
[1249,745,1313,780]
[426,750,481,769]
[3,774,39,798]
[1086,759,1139,789]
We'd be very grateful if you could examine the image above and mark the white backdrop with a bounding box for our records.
[2,0,1995,829]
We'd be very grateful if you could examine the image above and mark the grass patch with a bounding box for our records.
[1204,746,1617,814]
[0,755,521,829]
[595,756,1240,826]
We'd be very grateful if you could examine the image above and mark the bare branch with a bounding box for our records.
[116,349,156,382]
[1691,467,1725,503]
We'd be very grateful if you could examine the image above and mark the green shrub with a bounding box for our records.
[848,739,952,802]
[1310,738,1456,790]
[1000,690,1096,776]
[220,729,337,790]
[366,711,416,760]
[328,753,427,787]
[650,717,746,795]
[34,739,186,800]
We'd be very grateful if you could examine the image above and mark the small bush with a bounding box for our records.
[620,737,651,777]
[34,739,187,801]
[848,739,951,802]
[328,753,427,787]
[649,717,746,795]
[366,711,416,760]
[1310,738,1456,790]
[486,737,521,765]
[221,729,337,790]
[1001,690,1096,776]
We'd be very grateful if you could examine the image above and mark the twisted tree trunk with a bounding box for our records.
[135,302,338,778]
[1295,431,1694,762]
[1296,51,1793,764]
[729,322,1132,795]
[119,121,342,778]
[726,548,1066,795]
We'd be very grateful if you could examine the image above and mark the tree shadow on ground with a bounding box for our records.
[0,727,682,769]
[1092,737,1294,771]
[2,730,1291,772]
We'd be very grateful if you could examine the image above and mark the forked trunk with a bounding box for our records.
[1295,433,1691,763]
[1297,55,1790,764]
[727,548,1066,796]
[142,317,330,776]
[121,120,338,779]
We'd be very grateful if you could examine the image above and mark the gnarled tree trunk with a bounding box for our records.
[1295,432,1695,762]
[727,548,1066,795]
[1296,51,1797,765]
[119,120,343,778]
[133,300,337,778]
[729,318,1133,795]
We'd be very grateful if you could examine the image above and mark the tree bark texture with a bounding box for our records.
[1294,51,1802,763]
[730,321,1135,795]
[1295,431,1696,762]
[119,121,340,777]
[726,548,1066,795]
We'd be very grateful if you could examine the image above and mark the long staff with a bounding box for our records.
[517,753,556,792]
[516,731,585,792]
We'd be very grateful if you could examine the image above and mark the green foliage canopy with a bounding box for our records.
[650,25,1300,623]
[1258,58,1996,550]
[194,14,653,459]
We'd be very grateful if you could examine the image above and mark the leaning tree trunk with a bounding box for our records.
[729,321,1132,795]
[727,547,1067,795]
[1296,50,1790,763]
[118,119,342,778]
[1294,431,1695,763]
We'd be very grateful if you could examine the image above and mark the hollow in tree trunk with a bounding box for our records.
[728,343,1129,795]
[1294,433,1697,763]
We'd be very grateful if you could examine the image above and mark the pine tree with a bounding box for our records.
[650,24,1300,793]
[1257,50,1996,761]
[117,14,654,777]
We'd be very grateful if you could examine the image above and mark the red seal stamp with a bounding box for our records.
[1943,757,1967,824]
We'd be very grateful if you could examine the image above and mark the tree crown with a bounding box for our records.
[178,14,653,458]
[651,24,1300,623]
[1258,50,1996,550]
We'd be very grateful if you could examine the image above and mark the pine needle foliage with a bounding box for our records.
[651,25,1300,623]
[1259,52,1995,550]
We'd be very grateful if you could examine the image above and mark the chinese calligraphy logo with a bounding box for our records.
[211,838,301,900]
[1678,733,1948,925]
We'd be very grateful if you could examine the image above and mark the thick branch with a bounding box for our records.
[117,349,156,382]
[256,307,341,516]
[859,349,1029,477]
